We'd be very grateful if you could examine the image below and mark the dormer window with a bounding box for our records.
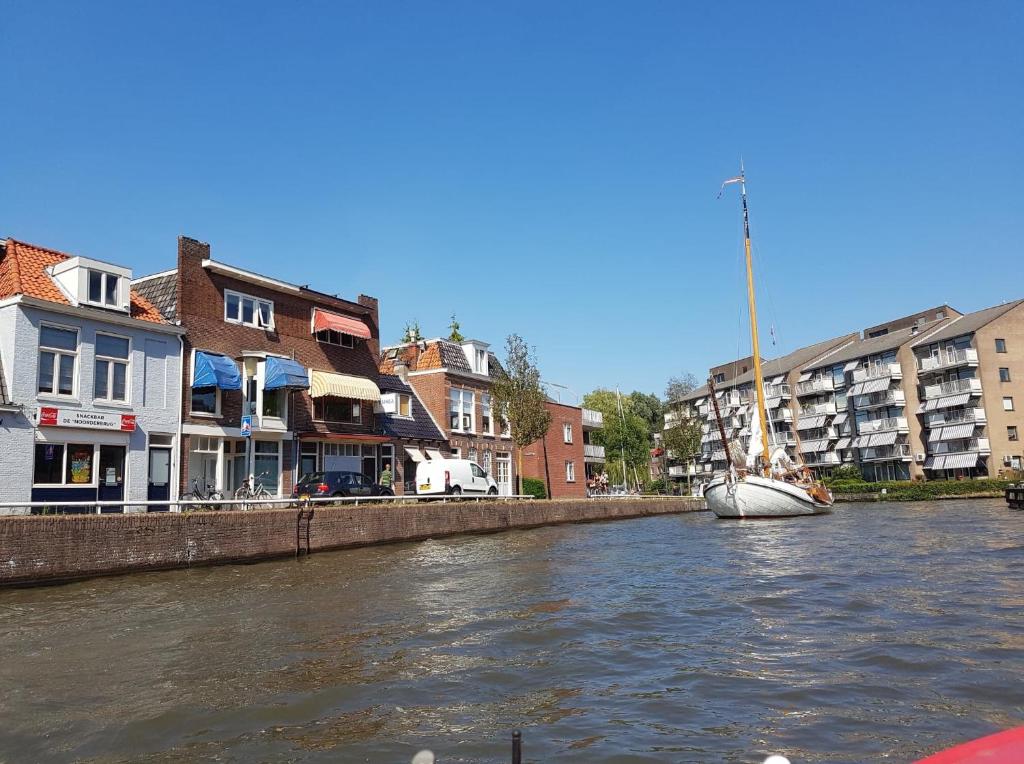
[461,341,490,375]
[88,270,120,308]
[225,290,274,329]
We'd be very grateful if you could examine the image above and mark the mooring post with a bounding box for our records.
[512,729,522,764]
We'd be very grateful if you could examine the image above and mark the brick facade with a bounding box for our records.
[520,401,586,498]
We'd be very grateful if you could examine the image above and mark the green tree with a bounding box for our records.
[662,373,703,486]
[583,388,651,489]
[628,391,663,433]
[448,314,465,342]
[665,373,700,403]
[490,335,552,495]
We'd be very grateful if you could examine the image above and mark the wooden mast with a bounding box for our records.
[707,377,732,469]
[737,169,772,475]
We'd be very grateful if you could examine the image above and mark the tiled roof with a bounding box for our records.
[376,374,445,442]
[132,271,178,321]
[911,300,1024,347]
[722,333,858,387]
[380,339,504,378]
[0,239,167,324]
[808,320,948,368]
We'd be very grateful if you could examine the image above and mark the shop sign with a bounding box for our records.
[37,406,137,432]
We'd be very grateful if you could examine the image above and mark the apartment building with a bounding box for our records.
[519,399,606,498]
[0,239,185,513]
[134,236,383,499]
[379,338,516,494]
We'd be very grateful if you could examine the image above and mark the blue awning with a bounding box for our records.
[192,351,241,390]
[265,356,309,390]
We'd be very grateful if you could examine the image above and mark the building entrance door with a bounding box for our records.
[98,445,126,512]
[495,451,512,496]
[147,447,172,511]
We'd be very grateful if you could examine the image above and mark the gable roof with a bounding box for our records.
[911,299,1024,347]
[0,239,166,323]
[131,270,178,321]
[721,333,858,387]
[380,339,504,379]
[806,321,947,369]
[376,374,445,442]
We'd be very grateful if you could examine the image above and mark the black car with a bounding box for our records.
[292,471,394,499]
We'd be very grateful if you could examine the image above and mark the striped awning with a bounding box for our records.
[943,452,980,469]
[835,437,852,450]
[797,414,826,430]
[765,396,782,409]
[799,439,828,454]
[798,371,812,382]
[768,375,785,384]
[309,370,380,401]
[929,423,977,442]
[852,435,869,448]
[867,430,898,447]
[311,308,371,339]
[920,393,972,412]
[843,360,860,372]
[849,378,889,396]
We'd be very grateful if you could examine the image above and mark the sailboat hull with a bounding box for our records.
[704,474,832,519]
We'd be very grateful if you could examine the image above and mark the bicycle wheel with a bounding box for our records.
[251,487,274,511]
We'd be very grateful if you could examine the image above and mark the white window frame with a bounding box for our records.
[224,289,275,330]
[37,323,79,399]
[481,393,493,435]
[565,460,576,482]
[449,388,476,433]
[86,269,121,309]
[563,422,573,444]
[94,331,132,405]
[32,441,98,487]
[315,328,355,348]
[1004,396,1015,412]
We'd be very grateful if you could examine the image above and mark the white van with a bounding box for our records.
[415,458,498,496]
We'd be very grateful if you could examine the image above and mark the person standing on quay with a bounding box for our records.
[379,463,393,490]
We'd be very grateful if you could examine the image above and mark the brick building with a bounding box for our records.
[376,369,447,494]
[520,400,587,498]
[379,338,515,495]
[134,236,383,498]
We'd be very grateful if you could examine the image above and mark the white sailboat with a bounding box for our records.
[703,169,833,519]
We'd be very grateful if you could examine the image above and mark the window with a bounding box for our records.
[398,393,412,417]
[262,388,285,419]
[38,325,78,396]
[1000,368,1012,382]
[713,373,726,383]
[1004,397,1015,412]
[315,329,355,348]
[995,338,1007,353]
[33,443,96,485]
[471,463,487,478]
[481,394,493,434]
[314,397,362,423]
[468,447,477,464]
[449,388,475,432]
[565,461,576,482]
[1009,426,1019,442]
[253,441,280,494]
[563,423,573,444]
[475,349,487,373]
[191,387,219,416]
[94,333,130,402]
[87,270,120,308]
[224,289,274,329]
[482,449,492,474]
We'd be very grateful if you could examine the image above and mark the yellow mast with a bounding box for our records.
[737,170,772,475]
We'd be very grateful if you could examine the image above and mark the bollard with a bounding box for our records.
[512,729,522,764]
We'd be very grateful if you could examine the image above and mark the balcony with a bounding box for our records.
[804,451,841,466]
[852,362,903,383]
[768,432,796,448]
[853,389,906,409]
[931,438,991,456]
[796,377,835,396]
[584,443,606,462]
[924,407,987,428]
[857,416,909,435]
[763,383,791,400]
[768,407,794,422]
[859,443,912,461]
[917,348,978,373]
[668,465,687,477]
[800,401,837,416]
[922,377,983,400]
[582,408,604,428]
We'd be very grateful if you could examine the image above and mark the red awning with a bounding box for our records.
[312,308,371,339]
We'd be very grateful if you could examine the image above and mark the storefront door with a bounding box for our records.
[147,447,171,511]
[97,445,126,512]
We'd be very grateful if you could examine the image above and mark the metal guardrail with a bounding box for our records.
[0,494,537,515]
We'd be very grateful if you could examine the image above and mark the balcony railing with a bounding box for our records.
[852,362,903,383]
[668,465,687,477]
[804,451,841,466]
[922,377,983,400]
[799,401,837,416]
[763,384,791,400]
[924,407,987,427]
[768,408,794,422]
[583,443,606,460]
[859,443,912,461]
[931,438,991,456]
[857,416,909,435]
[853,389,906,409]
[582,408,604,428]
[768,432,796,447]
[795,378,835,396]
[917,348,978,373]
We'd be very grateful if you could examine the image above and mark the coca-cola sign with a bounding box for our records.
[37,406,137,432]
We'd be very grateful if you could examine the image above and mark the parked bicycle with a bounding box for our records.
[234,472,275,510]
[187,478,224,511]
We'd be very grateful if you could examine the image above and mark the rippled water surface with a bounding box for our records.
[1,500,1023,763]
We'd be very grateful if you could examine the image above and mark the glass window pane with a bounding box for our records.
[104,275,118,305]
[40,325,77,351]
[33,443,65,484]
[58,355,75,395]
[112,362,127,401]
[242,299,254,324]
[65,444,94,484]
[88,271,103,303]
[95,359,109,398]
[226,292,240,320]
[96,334,129,358]
[38,351,55,392]
[258,302,272,327]
[192,387,217,414]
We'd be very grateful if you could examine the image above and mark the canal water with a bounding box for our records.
[1,500,1021,763]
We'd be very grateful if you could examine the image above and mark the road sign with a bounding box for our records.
[240,415,252,437]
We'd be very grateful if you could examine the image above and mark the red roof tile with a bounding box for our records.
[0,239,167,324]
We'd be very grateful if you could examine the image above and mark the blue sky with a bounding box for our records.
[3,1,1021,400]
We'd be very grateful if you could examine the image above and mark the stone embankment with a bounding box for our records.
[0,497,704,587]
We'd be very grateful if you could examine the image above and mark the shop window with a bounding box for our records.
[191,386,219,416]
[94,333,130,403]
[32,442,96,486]
[315,329,355,348]
[314,397,361,423]
[38,325,78,396]
[224,289,274,329]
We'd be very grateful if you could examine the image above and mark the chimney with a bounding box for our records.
[394,357,409,384]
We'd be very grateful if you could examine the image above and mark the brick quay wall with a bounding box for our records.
[0,497,705,587]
